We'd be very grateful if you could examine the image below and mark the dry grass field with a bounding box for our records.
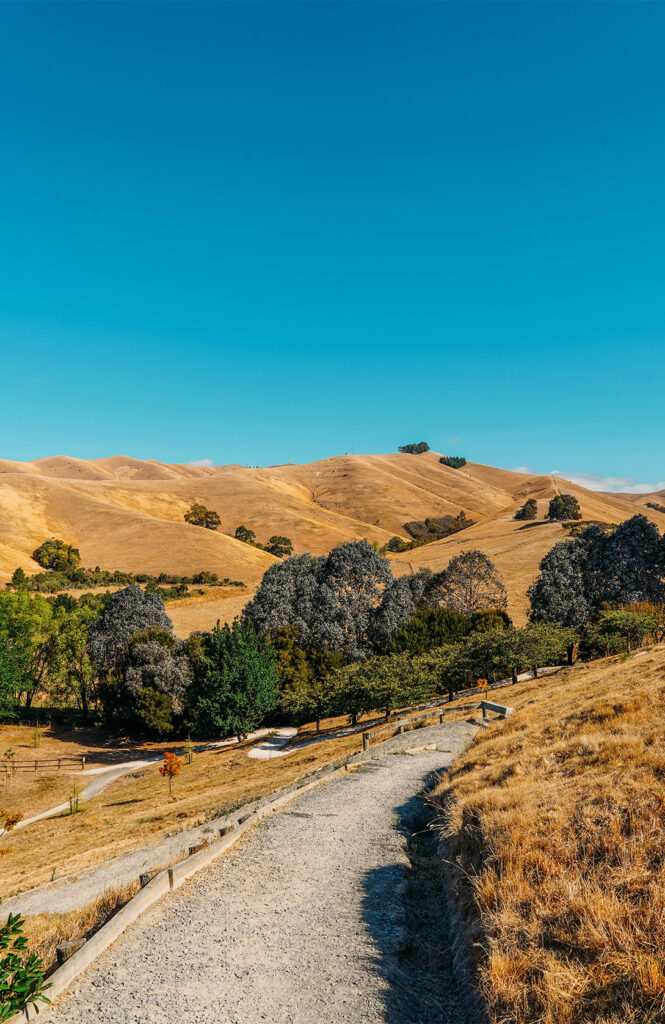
[3,451,665,628]
[435,645,665,1024]
[0,728,369,899]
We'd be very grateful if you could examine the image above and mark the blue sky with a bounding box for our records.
[1,2,664,491]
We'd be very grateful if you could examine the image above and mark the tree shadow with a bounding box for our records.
[360,772,485,1024]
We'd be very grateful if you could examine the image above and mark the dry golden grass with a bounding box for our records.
[4,452,665,629]
[0,729,365,899]
[20,882,140,974]
[434,646,665,1024]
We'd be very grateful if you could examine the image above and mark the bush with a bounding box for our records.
[134,689,175,736]
[547,494,582,521]
[31,538,80,573]
[439,455,466,469]
[387,607,470,655]
[403,514,473,542]
[264,535,293,558]
[398,442,430,455]
[514,498,538,521]
[0,906,51,1020]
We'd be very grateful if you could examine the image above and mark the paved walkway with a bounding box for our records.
[48,721,477,1024]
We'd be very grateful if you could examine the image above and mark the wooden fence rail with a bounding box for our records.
[2,755,85,780]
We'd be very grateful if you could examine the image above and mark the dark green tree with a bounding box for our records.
[387,606,470,655]
[183,503,221,530]
[187,620,278,740]
[398,442,429,455]
[514,499,538,521]
[264,536,293,558]
[439,455,467,469]
[234,525,256,544]
[547,494,582,521]
[31,538,81,573]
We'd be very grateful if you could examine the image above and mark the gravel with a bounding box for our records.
[47,721,476,1024]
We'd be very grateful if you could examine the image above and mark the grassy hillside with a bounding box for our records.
[435,645,665,1024]
[3,451,665,631]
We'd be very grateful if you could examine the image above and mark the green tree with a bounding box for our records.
[582,610,657,657]
[135,689,174,736]
[547,494,582,521]
[0,592,59,709]
[31,538,81,573]
[439,455,467,469]
[187,620,278,740]
[234,525,256,544]
[264,536,293,558]
[9,568,28,590]
[49,604,97,713]
[514,499,538,521]
[398,442,430,455]
[387,606,470,655]
[183,503,221,530]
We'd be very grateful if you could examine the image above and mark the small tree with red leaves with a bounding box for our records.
[159,752,182,796]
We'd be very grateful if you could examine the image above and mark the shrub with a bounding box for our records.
[264,535,293,558]
[0,905,50,1020]
[387,607,470,655]
[439,455,466,469]
[398,442,429,455]
[403,514,473,542]
[514,498,537,520]
[547,494,582,521]
[135,689,175,736]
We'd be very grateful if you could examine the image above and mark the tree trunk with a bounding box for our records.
[351,712,358,727]
[532,665,538,679]
[316,717,320,734]
[512,667,518,685]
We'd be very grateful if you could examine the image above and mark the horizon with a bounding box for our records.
[3,446,664,495]
[1,2,664,489]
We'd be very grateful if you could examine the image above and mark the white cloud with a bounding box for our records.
[508,465,665,494]
[188,458,214,467]
[553,471,665,494]
[444,436,460,445]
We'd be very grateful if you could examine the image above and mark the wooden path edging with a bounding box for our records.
[9,761,358,1023]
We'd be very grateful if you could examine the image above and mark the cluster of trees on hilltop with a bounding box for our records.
[439,455,467,469]
[184,507,294,558]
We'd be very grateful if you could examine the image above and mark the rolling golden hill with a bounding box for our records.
[1,451,663,632]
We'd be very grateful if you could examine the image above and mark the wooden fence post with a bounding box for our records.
[362,732,370,751]
[439,712,445,724]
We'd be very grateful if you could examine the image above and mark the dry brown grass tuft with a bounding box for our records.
[434,646,665,1024]
[21,882,140,973]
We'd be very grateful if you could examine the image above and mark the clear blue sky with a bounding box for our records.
[1,2,664,491]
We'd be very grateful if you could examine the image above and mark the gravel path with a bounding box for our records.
[48,722,476,1024]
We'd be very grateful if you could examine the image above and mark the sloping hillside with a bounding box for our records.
[2,451,664,631]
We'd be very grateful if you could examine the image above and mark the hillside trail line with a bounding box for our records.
[48,721,477,1024]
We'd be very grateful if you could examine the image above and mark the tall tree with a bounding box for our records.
[547,494,582,521]
[244,540,393,659]
[183,504,221,530]
[186,619,278,740]
[430,550,508,616]
[87,584,172,676]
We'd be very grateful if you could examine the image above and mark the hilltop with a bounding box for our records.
[2,451,664,631]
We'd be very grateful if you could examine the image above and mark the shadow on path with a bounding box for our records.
[361,767,485,1024]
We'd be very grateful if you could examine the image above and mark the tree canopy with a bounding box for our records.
[439,455,467,469]
[183,503,221,530]
[398,441,430,455]
[87,584,173,676]
[547,494,582,521]
[31,538,81,572]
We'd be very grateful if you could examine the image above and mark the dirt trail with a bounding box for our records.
[48,722,477,1024]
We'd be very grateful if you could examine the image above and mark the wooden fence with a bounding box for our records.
[2,754,85,784]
